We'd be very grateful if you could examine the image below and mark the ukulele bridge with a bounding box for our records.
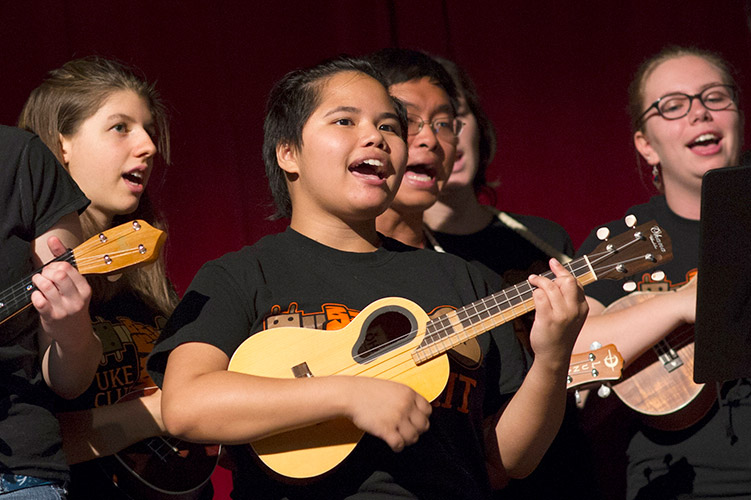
[659,348,684,372]
[292,362,313,378]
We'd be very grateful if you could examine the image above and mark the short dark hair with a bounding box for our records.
[262,56,407,219]
[433,56,497,193]
[367,48,460,115]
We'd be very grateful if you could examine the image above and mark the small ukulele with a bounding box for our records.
[609,290,716,430]
[0,220,166,325]
[99,387,220,500]
[567,344,623,391]
[229,220,672,479]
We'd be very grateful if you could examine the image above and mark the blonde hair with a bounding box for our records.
[19,56,177,314]
[627,46,742,192]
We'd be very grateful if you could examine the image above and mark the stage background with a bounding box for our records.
[3,1,751,497]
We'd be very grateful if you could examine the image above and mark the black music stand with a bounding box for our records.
[694,165,751,383]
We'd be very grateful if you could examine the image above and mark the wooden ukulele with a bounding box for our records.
[0,220,166,325]
[608,290,716,430]
[228,220,671,479]
[567,343,623,391]
[99,387,220,500]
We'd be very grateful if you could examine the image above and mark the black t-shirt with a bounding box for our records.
[578,196,751,499]
[55,290,169,499]
[0,125,89,480]
[148,228,527,499]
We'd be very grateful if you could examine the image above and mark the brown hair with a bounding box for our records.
[19,56,177,314]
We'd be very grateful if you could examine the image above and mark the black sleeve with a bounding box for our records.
[22,134,89,238]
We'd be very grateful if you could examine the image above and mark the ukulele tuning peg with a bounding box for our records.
[622,281,637,292]
[651,271,665,281]
[597,384,612,398]
[589,341,602,350]
[624,214,638,228]
[574,389,582,405]
[596,227,610,241]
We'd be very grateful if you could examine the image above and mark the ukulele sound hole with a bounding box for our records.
[353,306,416,363]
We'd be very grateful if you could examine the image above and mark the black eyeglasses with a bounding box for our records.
[638,84,737,125]
[406,114,464,140]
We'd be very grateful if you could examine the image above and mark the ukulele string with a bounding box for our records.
[0,251,76,311]
[2,244,148,306]
[339,250,623,371]
[326,261,582,380]
[328,241,648,379]
[74,247,147,266]
[146,437,181,461]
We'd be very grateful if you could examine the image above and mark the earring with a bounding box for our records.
[652,165,659,182]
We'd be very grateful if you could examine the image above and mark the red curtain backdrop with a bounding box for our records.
[3,2,750,497]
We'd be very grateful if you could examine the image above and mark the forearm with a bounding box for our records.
[162,342,430,450]
[492,355,569,478]
[573,292,692,366]
[57,394,164,464]
[43,328,102,399]
[163,369,367,444]
[161,344,361,443]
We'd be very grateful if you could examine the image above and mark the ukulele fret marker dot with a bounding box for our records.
[99,233,108,243]
[0,302,4,308]
[138,244,147,254]
[104,255,113,265]
[26,284,34,291]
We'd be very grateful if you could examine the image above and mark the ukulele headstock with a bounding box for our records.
[72,220,166,275]
[567,343,624,390]
[588,218,672,281]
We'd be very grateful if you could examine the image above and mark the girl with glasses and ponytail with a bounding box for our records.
[574,46,750,499]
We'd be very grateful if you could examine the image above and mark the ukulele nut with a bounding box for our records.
[138,244,147,254]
